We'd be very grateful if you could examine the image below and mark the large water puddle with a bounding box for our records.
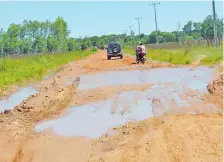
[0,87,38,112]
[77,67,215,90]
[35,67,219,138]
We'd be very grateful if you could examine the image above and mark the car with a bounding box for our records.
[106,42,123,60]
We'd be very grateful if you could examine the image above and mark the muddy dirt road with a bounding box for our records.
[0,51,222,162]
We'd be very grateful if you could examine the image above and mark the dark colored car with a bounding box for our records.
[106,42,123,60]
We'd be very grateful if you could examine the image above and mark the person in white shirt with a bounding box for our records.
[136,42,146,60]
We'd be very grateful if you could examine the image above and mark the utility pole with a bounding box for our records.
[212,0,218,47]
[177,22,181,43]
[123,30,128,35]
[128,26,133,36]
[135,17,142,35]
[149,2,160,44]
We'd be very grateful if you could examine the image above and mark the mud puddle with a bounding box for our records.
[35,85,219,138]
[35,66,220,138]
[77,67,215,90]
[0,87,38,112]
[35,90,153,138]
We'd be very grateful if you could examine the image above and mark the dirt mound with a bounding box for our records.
[207,74,223,96]
[88,114,222,162]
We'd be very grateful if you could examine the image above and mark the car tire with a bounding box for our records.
[107,56,111,60]
[120,55,123,59]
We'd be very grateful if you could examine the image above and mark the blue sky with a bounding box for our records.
[0,1,223,38]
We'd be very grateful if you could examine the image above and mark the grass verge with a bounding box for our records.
[123,45,223,65]
[0,50,95,91]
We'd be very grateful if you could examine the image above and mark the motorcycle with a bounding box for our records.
[136,47,146,64]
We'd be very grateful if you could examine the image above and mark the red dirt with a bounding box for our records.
[0,51,222,162]
[207,73,223,97]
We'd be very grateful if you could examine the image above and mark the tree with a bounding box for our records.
[51,16,70,52]
[81,42,88,51]
[131,30,135,36]
[148,31,158,43]
[160,32,176,43]
[182,21,193,35]
[7,23,21,53]
[216,18,223,45]
[139,33,145,38]
[0,29,4,55]
[0,13,222,55]
[201,15,223,46]
[184,35,194,41]
[201,15,216,45]
[193,22,202,31]
[20,37,32,54]
[90,36,100,47]
[47,36,58,52]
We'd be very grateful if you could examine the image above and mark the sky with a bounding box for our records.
[0,1,223,38]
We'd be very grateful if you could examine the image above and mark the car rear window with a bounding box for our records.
[108,43,121,48]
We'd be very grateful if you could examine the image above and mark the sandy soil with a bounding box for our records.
[0,51,222,162]
[207,74,223,96]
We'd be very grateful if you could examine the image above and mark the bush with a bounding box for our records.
[91,47,98,51]
[81,43,88,51]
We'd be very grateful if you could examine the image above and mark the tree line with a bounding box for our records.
[0,14,223,56]
[0,17,69,55]
[148,15,223,44]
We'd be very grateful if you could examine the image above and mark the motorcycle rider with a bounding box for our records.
[136,42,146,60]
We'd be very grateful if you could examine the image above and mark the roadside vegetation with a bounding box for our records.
[123,45,223,65]
[0,15,223,55]
[199,46,223,65]
[0,50,94,91]
[0,13,222,91]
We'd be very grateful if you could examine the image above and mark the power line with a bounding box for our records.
[149,2,160,44]
[212,0,218,48]
[135,17,142,35]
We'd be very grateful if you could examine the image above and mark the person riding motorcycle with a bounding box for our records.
[136,42,146,60]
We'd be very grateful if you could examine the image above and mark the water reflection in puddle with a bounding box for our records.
[35,90,153,138]
[35,67,218,138]
[77,67,215,90]
[0,87,38,112]
[35,86,218,138]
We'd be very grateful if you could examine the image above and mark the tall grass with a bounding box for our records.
[123,45,223,65]
[0,50,95,90]
[198,47,223,65]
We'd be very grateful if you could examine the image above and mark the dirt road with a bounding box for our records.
[0,51,222,162]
